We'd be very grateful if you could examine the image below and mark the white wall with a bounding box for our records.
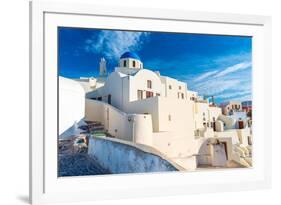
[236,128,251,146]
[152,131,198,170]
[125,95,198,170]
[125,96,160,131]
[194,102,222,130]
[125,96,196,137]
[218,114,236,129]
[126,96,198,170]
[208,106,222,121]
[129,69,163,101]
[157,97,195,136]
[86,71,127,111]
[194,102,209,129]
[132,114,153,146]
[85,99,153,145]
[85,99,131,140]
[160,76,187,99]
[186,90,198,100]
[58,77,85,135]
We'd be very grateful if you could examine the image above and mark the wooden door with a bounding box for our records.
[238,120,244,129]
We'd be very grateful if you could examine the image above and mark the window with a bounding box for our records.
[97,97,102,101]
[137,90,143,100]
[123,60,127,67]
[146,91,153,98]
[177,92,180,99]
[169,85,172,89]
[156,93,160,96]
[179,86,181,90]
[168,114,172,121]
[108,94,111,104]
[147,80,152,89]
[248,136,252,145]
[133,60,136,67]
[181,93,184,99]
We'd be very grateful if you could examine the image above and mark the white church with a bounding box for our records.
[59,52,252,170]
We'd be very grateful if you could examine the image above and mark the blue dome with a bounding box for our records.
[120,52,141,61]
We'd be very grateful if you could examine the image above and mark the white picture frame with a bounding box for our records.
[30,1,272,204]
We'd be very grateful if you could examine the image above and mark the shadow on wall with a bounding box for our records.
[85,99,153,145]
[59,118,86,140]
[88,136,179,174]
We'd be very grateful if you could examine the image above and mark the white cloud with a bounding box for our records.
[231,94,252,102]
[84,31,150,60]
[193,70,219,82]
[189,60,252,102]
[191,76,252,102]
[193,79,241,96]
[214,61,252,77]
[145,56,252,102]
[212,52,251,65]
[216,90,251,99]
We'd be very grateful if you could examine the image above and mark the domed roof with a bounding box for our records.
[120,52,141,60]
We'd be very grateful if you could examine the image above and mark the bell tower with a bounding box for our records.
[99,57,107,77]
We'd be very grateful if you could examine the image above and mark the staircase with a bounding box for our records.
[58,120,112,177]
[80,121,105,133]
[231,144,252,167]
[81,121,115,138]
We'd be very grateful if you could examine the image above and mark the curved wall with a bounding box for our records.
[59,77,85,135]
[130,114,153,146]
[88,136,178,174]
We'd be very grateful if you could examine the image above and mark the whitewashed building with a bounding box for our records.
[59,52,253,170]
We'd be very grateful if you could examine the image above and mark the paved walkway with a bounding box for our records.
[59,153,110,177]
[58,121,110,177]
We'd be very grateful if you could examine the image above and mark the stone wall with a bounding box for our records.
[88,136,180,174]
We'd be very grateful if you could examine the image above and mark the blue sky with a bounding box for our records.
[58,27,252,103]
